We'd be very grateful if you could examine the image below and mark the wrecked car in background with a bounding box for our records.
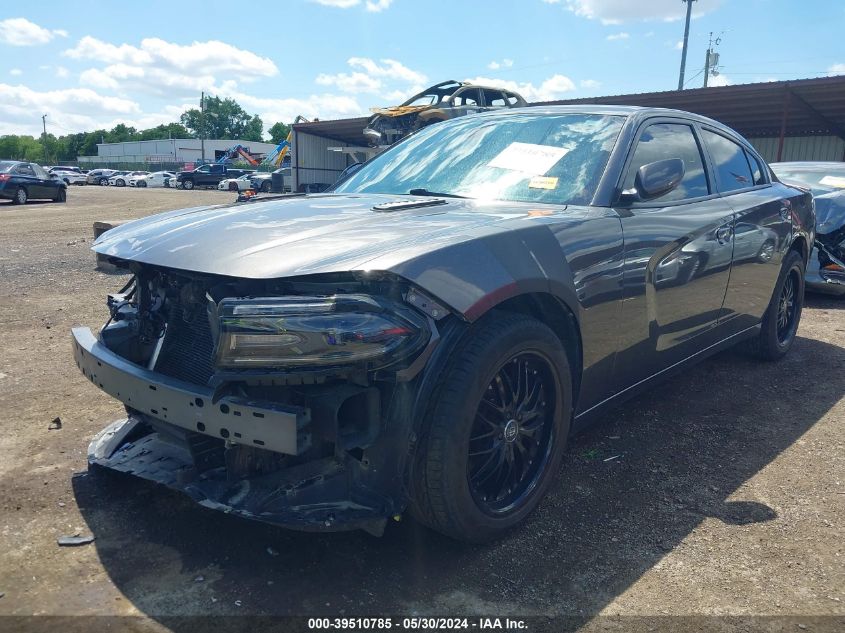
[74,106,813,542]
[362,80,527,146]
[771,161,845,297]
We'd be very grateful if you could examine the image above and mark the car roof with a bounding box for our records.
[472,104,749,139]
[770,161,845,170]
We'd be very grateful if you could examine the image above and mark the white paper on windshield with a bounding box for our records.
[819,175,845,189]
[488,142,570,176]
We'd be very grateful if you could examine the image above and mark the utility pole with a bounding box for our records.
[703,31,722,87]
[41,114,48,164]
[200,91,205,163]
[677,0,697,90]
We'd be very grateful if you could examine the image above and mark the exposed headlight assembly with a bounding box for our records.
[215,295,430,369]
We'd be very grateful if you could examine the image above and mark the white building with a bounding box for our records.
[78,138,279,164]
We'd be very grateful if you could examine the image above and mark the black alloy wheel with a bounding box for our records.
[743,249,805,361]
[410,312,571,542]
[468,352,557,515]
[776,267,800,346]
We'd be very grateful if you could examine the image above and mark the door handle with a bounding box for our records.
[716,226,732,243]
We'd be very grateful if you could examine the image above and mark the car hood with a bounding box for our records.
[93,193,563,279]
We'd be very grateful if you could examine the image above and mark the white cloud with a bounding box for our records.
[0,83,144,135]
[463,74,576,102]
[10,68,22,76]
[55,66,69,78]
[316,57,427,99]
[0,18,68,46]
[65,36,279,99]
[488,58,514,70]
[311,0,361,6]
[606,32,629,41]
[221,90,366,128]
[310,0,395,9]
[315,71,382,93]
[365,0,393,11]
[580,79,601,89]
[674,40,684,50]
[563,0,720,24]
[65,36,277,77]
[348,57,427,84]
[828,63,845,76]
[707,73,730,87]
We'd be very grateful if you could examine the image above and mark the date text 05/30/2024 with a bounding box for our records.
[307,618,528,630]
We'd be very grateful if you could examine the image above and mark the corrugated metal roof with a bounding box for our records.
[538,75,845,139]
[292,76,845,145]
[293,117,370,146]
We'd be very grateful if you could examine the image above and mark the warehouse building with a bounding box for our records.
[78,138,279,165]
[289,75,845,191]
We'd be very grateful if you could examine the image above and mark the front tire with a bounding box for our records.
[116,179,125,187]
[410,312,571,542]
[261,181,271,192]
[99,178,109,186]
[182,179,194,190]
[138,180,147,188]
[744,249,805,361]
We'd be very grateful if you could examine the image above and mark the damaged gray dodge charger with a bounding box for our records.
[73,106,814,542]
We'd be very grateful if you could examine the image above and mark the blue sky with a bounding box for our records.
[1,0,842,138]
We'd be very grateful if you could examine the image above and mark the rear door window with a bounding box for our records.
[701,129,755,193]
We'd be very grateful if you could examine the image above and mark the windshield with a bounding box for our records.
[334,112,625,206]
[772,164,845,196]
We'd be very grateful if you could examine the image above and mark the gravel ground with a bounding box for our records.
[0,186,843,632]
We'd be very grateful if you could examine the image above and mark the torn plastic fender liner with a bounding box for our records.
[71,327,311,455]
[88,416,389,535]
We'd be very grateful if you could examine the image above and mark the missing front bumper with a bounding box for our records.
[72,327,311,455]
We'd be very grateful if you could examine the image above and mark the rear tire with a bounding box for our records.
[410,312,571,542]
[743,249,804,361]
[261,181,271,192]
[54,187,66,203]
[13,187,27,204]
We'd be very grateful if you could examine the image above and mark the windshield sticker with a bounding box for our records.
[819,175,845,189]
[488,142,570,175]
[528,176,559,190]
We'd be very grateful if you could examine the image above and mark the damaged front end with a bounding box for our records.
[73,265,445,535]
[808,195,845,296]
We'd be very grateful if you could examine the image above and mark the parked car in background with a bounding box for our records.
[76,106,813,542]
[218,174,255,191]
[363,80,527,146]
[87,169,117,185]
[248,172,274,192]
[109,171,148,187]
[771,161,845,296]
[175,164,254,190]
[51,168,87,185]
[48,165,84,175]
[0,161,66,203]
[130,171,174,188]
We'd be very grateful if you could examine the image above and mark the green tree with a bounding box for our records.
[268,122,291,145]
[180,96,264,141]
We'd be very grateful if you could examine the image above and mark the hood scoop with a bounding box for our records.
[372,198,448,213]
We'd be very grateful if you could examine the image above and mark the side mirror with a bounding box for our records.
[633,158,685,201]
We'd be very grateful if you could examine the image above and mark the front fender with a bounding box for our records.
[385,225,581,324]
